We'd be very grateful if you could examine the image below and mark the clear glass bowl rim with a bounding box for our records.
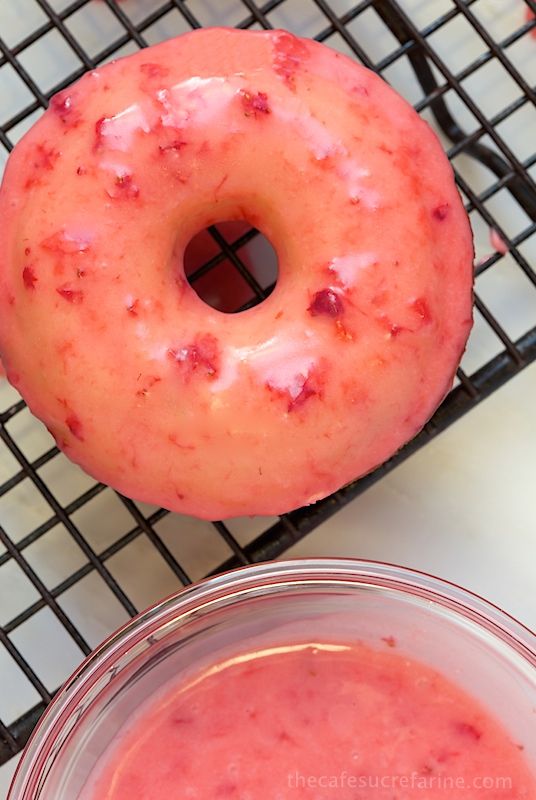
[9,557,536,798]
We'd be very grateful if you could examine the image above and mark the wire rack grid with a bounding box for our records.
[0,0,535,767]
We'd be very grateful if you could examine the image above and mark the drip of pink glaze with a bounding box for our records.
[489,227,509,255]
[474,253,494,269]
[526,6,536,38]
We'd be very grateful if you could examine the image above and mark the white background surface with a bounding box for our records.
[0,0,535,796]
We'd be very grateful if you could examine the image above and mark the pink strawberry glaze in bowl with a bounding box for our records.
[8,559,536,799]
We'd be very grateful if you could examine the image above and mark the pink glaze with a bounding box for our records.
[82,642,535,799]
[0,28,473,519]
[526,6,536,39]
[490,227,509,255]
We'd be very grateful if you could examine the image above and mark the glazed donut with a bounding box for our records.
[0,28,473,520]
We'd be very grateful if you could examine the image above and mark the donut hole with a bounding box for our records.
[184,220,279,314]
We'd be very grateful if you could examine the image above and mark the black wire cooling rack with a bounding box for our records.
[0,0,535,767]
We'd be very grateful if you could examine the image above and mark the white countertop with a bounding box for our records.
[0,0,535,796]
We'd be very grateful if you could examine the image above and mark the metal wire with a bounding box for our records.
[0,0,535,764]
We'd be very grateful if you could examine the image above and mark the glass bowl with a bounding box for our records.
[9,559,536,798]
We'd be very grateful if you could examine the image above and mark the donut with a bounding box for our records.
[0,28,473,520]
